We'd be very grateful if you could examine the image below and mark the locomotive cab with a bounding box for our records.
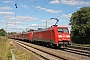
[57,27,71,46]
[50,25,71,47]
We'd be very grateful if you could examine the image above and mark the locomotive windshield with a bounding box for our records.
[57,28,68,33]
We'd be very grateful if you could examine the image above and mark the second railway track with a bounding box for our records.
[63,46,90,57]
[13,40,90,60]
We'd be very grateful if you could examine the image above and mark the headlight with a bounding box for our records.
[58,35,62,38]
[66,35,70,38]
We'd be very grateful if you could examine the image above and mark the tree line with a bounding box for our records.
[0,29,17,36]
[0,6,90,44]
[0,29,6,36]
[69,6,90,44]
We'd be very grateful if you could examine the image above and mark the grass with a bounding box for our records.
[0,36,33,60]
[72,43,90,47]
[0,36,12,60]
[10,39,32,60]
[13,48,32,60]
[0,36,43,60]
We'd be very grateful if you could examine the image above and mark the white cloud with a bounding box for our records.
[60,0,90,6]
[49,0,60,4]
[77,6,82,9]
[7,22,21,24]
[36,6,62,13]
[4,16,15,20]
[0,12,14,15]
[0,20,4,23]
[41,19,55,23]
[31,24,38,26]
[9,27,22,30]
[0,6,12,10]
[7,22,21,27]
[41,19,57,27]
[60,14,72,18]
[20,4,29,9]
[17,16,38,21]
[3,0,13,3]
[4,16,38,21]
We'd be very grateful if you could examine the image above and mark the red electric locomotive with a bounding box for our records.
[10,18,71,47]
[33,25,71,47]
[32,18,71,47]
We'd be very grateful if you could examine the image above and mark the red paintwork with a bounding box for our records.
[10,34,18,39]
[23,33,29,40]
[23,31,33,41]
[10,25,70,46]
[18,34,23,40]
[33,29,55,42]
[33,25,70,45]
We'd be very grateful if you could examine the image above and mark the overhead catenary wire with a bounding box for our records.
[22,0,50,30]
[30,0,50,16]
[43,7,81,28]
[23,0,37,16]
[44,4,68,19]
[21,0,37,31]
[57,4,90,19]
[41,4,68,27]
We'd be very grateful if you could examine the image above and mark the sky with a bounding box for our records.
[0,0,90,33]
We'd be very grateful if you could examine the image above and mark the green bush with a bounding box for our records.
[69,7,90,44]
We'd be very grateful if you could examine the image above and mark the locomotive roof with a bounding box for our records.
[34,27,50,32]
[51,25,68,28]
[34,26,68,32]
[21,32,30,34]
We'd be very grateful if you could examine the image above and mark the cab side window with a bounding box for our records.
[52,29,54,33]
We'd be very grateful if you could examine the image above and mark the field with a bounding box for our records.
[0,36,32,60]
[0,36,41,60]
[0,36,12,60]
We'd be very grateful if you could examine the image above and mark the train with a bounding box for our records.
[9,18,71,47]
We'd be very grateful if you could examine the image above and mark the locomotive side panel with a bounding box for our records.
[23,33,30,40]
[22,32,33,41]
[33,30,55,44]
[29,32,33,41]
[18,34,23,40]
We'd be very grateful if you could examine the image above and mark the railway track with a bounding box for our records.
[63,46,90,57]
[14,40,63,60]
[67,45,90,51]
[14,40,85,60]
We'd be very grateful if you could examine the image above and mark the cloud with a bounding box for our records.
[49,0,60,4]
[7,22,21,24]
[41,19,55,23]
[60,14,72,18]
[41,19,57,27]
[7,22,21,27]
[20,4,29,9]
[36,6,62,13]
[3,0,13,3]
[60,0,90,6]
[31,24,38,26]
[4,16,15,20]
[0,20,4,23]
[4,16,39,21]
[0,6,12,10]
[0,12,14,15]
[17,16,38,21]
[9,27,23,30]
[30,24,47,28]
